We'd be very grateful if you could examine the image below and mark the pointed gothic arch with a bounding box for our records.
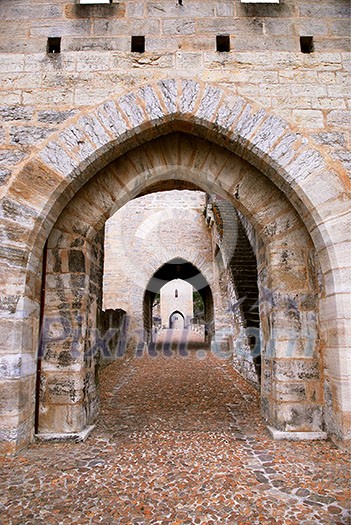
[143,258,215,345]
[169,311,185,330]
[0,79,349,452]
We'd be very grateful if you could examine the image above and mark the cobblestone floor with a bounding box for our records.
[0,340,350,525]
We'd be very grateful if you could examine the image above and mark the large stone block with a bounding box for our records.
[327,109,351,128]
[38,403,87,434]
[292,109,324,130]
[76,52,110,72]
[196,85,222,121]
[93,18,160,36]
[65,3,124,20]
[45,373,85,405]
[119,92,145,127]
[273,381,307,403]
[273,403,324,433]
[299,4,350,18]
[10,125,55,146]
[79,114,110,149]
[0,412,34,454]
[215,2,234,17]
[162,19,195,36]
[0,150,27,166]
[31,20,90,38]
[177,52,203,70]
[0,54,25,73]
[0,106,34,121]
[2,4,62,21]
[0,318,37,356]
[138,85,164,120]
[272,359,320,381]
[97,100,128,137]
[147,2,214,18]
[0,375,35,414]
[39,141,77,178]
[158,79,177,113]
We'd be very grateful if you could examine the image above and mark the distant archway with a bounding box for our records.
[169,311,185,329]
[143,257,215,344]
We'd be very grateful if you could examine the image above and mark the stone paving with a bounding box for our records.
[0,339,350,525]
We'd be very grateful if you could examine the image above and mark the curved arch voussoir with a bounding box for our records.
[4,77,347,261]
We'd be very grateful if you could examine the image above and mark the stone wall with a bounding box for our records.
[1,1,349,54]
[0,0,350,195]
[38,226,106,434]
[97,307,127,365]
[203,197,262,386]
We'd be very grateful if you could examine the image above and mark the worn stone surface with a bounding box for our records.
[10,125,55,146]
[1,349,350,524]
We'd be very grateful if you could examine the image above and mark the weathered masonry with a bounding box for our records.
[0,0,350,454]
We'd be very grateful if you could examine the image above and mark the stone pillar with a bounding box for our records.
[37,228,103,437]
[259,239,325,437]
[320,258,351,449]
[0,263,39,453]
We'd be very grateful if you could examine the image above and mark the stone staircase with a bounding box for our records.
[215,201,261,379]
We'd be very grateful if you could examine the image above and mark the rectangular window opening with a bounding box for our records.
[79,1,114,4]
[216,35,230,53]
[131,36,145,53]
[240,0,279,3]
[47,37,61,54]
[300,36,314,54]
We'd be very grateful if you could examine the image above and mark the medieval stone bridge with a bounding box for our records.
[0,0,350,522]
[0,0,351,525]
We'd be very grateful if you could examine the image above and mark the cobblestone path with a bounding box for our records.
[0,345,350,525]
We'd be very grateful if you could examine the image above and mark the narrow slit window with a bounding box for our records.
[300,36,314,54]
[131,36,145,53]
[175,289,178,298]
[216,35,230,53]
[47,37,61,54]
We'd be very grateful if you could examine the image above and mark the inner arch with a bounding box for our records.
[143,258,214,344]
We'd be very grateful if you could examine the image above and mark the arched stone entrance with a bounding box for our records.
[0,80,349,453]
[143,259,215,345]
[30,134,325,442]
[169,312,185,330]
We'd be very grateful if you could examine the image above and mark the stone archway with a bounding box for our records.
[0,80,349,453]
[169,312,185,330]
[36,132,323,443]
[143,258,215,345]
[103,190,216,343]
